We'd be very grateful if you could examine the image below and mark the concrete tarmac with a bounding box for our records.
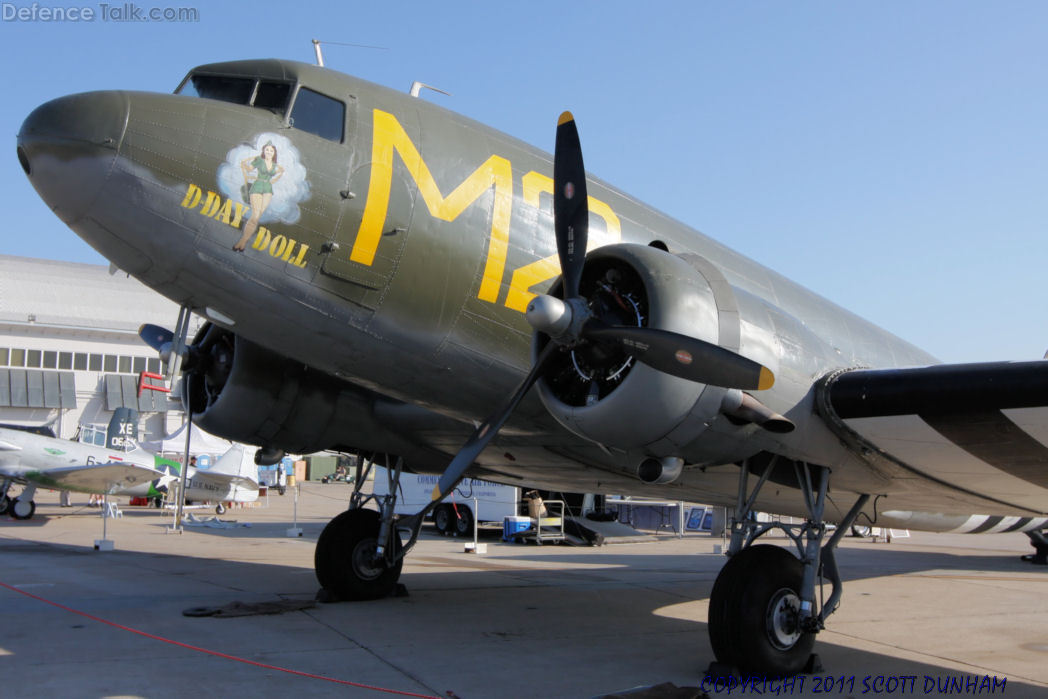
[2,484,1047,698]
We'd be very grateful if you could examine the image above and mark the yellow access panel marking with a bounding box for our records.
[351,109,513,303]
[503,171,621,312]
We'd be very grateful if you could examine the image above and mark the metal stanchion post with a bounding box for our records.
[287,472,302,537]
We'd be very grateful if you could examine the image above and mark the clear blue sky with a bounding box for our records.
[3,2,1046,363]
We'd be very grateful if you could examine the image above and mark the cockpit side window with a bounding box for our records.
[289,87,345,142]
[179,75,254,104]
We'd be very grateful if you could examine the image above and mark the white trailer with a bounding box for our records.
[373,467,520,537]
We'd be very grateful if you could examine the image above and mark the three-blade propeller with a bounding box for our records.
[431,112,775,503]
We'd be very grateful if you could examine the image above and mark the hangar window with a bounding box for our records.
[118,356,132,373]
[103,355,117,372]
[89,354,103,372]
[289,87,344,142]
[10,349,25,367]
[26,350,41,368]
[148,358,161,374]
[0,348,7,365]
[43,351,57,369]
[74,353,88,371]
[179,74,254,105]
[133,357,146,373]
[59,352,72,370]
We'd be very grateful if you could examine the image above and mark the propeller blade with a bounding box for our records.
[433,343,559,502]
[139,323,174,353]
[581,322,775,391]
[553,111,589,300]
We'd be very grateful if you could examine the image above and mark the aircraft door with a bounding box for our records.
[318,107,417,306]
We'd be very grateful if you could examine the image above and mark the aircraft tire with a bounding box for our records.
[850,525,871,538]
[10,498,36,521]
[452,504,474,538]
[433,504,452,536]
[707,544,814,678]
[0,495,11,516]
[315,508,403,600]
[216,503,226,515]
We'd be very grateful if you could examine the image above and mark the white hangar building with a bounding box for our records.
[0,254,204,442]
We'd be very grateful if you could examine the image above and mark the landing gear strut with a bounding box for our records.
[314,455,433,601]
[0,479,12,516]
[707,457,869,678]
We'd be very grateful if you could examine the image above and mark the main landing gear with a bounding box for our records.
[315,455,425,601]
[707,457,869,678]
[1,482,37,520]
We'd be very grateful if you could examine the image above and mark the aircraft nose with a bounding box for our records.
[16,91,128,224]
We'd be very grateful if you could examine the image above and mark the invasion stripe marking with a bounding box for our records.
[922,410,1048,491]
[1003,517,1034,533]
[967,515,1004,534]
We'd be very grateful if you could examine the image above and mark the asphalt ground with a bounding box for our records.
[2,483,1047,698]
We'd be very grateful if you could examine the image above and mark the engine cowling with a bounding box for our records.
[180,323,361,454]
[533,244,736,458]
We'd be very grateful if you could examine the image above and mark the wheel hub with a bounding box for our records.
[351,538,386,581]
[766,587,803,650]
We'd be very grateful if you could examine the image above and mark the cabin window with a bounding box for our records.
[180,75,254,105]
[290,87,344,142]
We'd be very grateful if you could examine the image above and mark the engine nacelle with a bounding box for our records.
[181,323,360,454]
[533,244,732,458]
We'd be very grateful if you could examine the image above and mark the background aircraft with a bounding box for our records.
[16,57,1048,678]
[0,409,163,519]
[144,444,259,514]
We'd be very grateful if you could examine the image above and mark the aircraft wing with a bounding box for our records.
[817,360,1048,515]
[33,462,165,494]
[190,470,258,490]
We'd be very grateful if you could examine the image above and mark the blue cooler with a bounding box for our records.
[503,515,531,541]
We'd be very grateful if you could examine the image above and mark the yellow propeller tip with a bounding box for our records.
[431,484,442,501]
[757,367,775,391]
[558,111,574,126]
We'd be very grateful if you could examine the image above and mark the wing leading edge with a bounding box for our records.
[818,360,1048,514]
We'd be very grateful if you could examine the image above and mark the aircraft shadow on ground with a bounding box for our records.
[0,528,1040,695]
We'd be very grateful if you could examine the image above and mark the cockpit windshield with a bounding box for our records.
[176,73,344,143]
[179,75,256,105]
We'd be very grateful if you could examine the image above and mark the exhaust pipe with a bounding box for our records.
[722,390,795,433]
[638,456,684,484]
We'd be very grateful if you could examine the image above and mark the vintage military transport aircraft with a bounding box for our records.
[17,58,1048,677]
